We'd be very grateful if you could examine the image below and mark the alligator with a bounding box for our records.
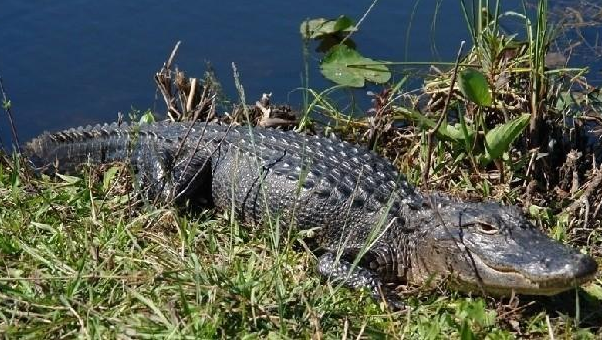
[24,121,598,309]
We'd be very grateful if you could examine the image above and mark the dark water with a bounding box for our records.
[0,1,599,146]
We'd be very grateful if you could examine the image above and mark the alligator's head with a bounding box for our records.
[407,197,598,296]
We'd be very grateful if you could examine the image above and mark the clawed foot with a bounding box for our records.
[375,288,407,311]
[318,252,407,311]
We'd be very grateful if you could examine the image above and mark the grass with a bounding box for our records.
[0,147,600,339]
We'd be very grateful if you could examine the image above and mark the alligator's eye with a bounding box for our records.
[475,221,498,235]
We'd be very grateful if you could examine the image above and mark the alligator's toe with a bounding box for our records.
[377,289,407,311]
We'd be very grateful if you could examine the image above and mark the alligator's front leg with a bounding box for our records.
[317,252,405,310]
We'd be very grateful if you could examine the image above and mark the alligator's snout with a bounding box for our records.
[526,252,598,290]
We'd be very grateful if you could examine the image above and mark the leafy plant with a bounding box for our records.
[480,113,530,165]
[396,107,530,167]
[301,15,390,88]
[300,15,356,39]
[320,45,391,87]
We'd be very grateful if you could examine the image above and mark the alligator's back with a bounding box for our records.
[25,121,421,243]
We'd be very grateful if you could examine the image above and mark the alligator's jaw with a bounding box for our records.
[451,250,598,296]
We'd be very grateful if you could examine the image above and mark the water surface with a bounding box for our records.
[0,1,599,146]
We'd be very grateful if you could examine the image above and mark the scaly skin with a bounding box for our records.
[25,121,598,308]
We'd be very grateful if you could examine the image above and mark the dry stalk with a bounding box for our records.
[0,76,20,152]
[421,41,465,187]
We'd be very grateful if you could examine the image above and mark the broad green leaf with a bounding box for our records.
[457,107,475,153]
[139,111,156,124]
[528,205,553,221]
[458,69,492,106]
[0,235,19,255]
[480,113,530,165]
[321,45,390,87]
[459,320,476,340]
[583,283,602,301]
[102,165,121,192]
[300,16,355,39]
[442,122,475,142]
[555,91,576,112]
[56,173,82,185]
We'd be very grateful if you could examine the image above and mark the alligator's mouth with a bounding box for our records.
[455,252,599,296]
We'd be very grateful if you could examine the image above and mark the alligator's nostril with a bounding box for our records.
[540,257,552,269]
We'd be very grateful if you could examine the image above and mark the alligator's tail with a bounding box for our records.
[24,123,135,175]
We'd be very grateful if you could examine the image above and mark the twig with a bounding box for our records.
[155,41,183,121]
[340,0,379,46]
[186,77,197,113]
[60,295,89,337]
[421,41,465,187]
[566,169,602,214]
[0,76,21,152]
[155,71,181,120]
[165,41,181,70]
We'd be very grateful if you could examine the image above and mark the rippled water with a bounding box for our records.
[0,1,599,145]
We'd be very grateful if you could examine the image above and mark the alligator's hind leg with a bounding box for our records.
[317,252,405,310]
[130,142,213,206]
